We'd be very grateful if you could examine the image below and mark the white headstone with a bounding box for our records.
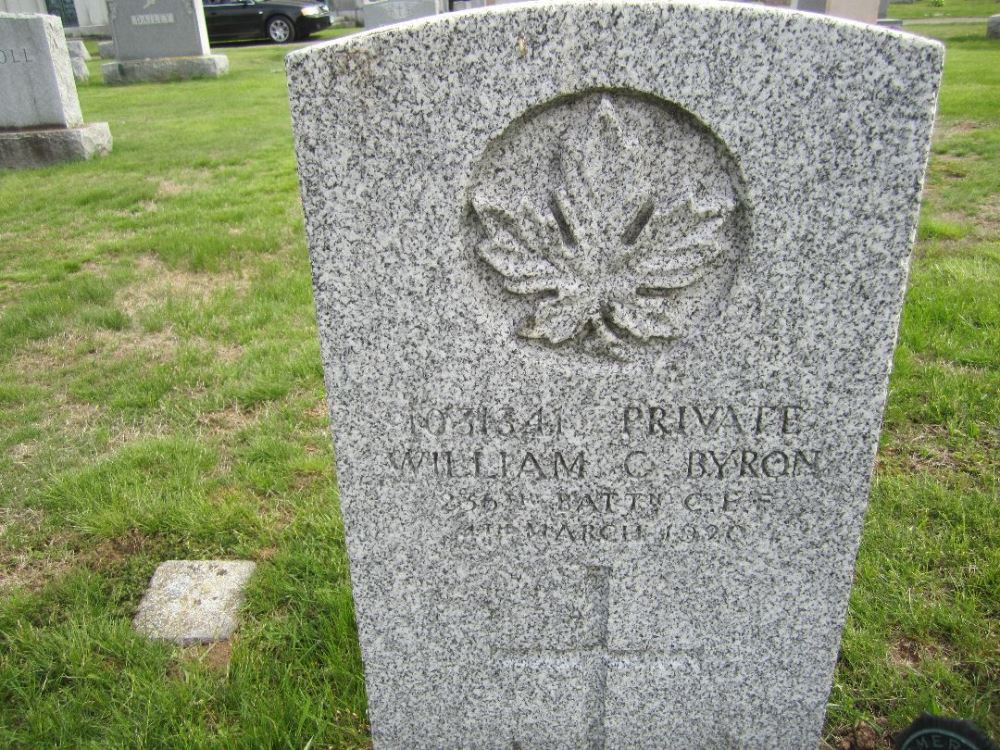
[1,12,81,129]
[286,3,942,747]
[0,12,110,168]
[66,38,90,60]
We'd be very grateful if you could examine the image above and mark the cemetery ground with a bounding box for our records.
[0,20,996,750]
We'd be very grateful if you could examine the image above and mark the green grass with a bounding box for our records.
[890,0,999,19]
[1,23,998,750]
[825,23,1000,748]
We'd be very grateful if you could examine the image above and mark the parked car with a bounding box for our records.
[202,0,333,43]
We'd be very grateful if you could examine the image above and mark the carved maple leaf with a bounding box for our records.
[473,96,735,351]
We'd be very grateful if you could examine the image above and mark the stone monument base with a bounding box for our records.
[101,54,229,84]
[0,123,112,170]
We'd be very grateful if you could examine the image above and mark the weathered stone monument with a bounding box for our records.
[0,13,111,169]
[287,2,942,746]
[66,35,88,81]
[101,0,227,84]
[66,37,89,59]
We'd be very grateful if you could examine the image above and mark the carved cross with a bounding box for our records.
[504,565,700,750]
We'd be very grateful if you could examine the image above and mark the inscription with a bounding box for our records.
[131,12,175,24]
[661,523,748,544]
[409,405,563,437]
[623,403,803,436]
[389,449,586,479]
[687,448,820,479]
[391,399,821,548]
[459,521,644,545]
[0,48,32,64]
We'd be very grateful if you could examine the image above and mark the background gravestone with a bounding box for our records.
[0,12,110,169]
[360,0,443,30]
[792,0,880,23]
[287,3,943,747]
[101,0,227,84]
[66,37,89,59]
[66,34,87,80]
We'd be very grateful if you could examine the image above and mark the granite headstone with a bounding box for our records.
[0,12,110,169]
[287,3,943,747]
[102,0,227,83]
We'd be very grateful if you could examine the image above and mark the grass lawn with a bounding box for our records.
[889,0,1000,19]
[1,23,997,750]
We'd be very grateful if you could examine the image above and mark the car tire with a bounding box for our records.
[266,15,296,44]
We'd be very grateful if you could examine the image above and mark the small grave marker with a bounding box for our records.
[133,560,256,645]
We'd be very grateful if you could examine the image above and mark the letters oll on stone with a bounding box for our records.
[286,3,942,747]
[0,13,111,170]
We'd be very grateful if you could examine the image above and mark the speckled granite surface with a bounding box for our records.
[286,3,942,747]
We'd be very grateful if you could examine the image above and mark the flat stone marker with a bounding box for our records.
[287,3,942,747]
[133,560,256,645]
[0,13,111,170]
[102,0,228,84]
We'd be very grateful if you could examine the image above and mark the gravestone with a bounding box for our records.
[793,0,880,23]
[286,3,942,747]
[66,37,89,59]
[97,38,112,57]
[0,12,110,169]
[101,0,227,84]
[66,34,87,80]
[361,0,442,30]
[989,15,1000,40]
